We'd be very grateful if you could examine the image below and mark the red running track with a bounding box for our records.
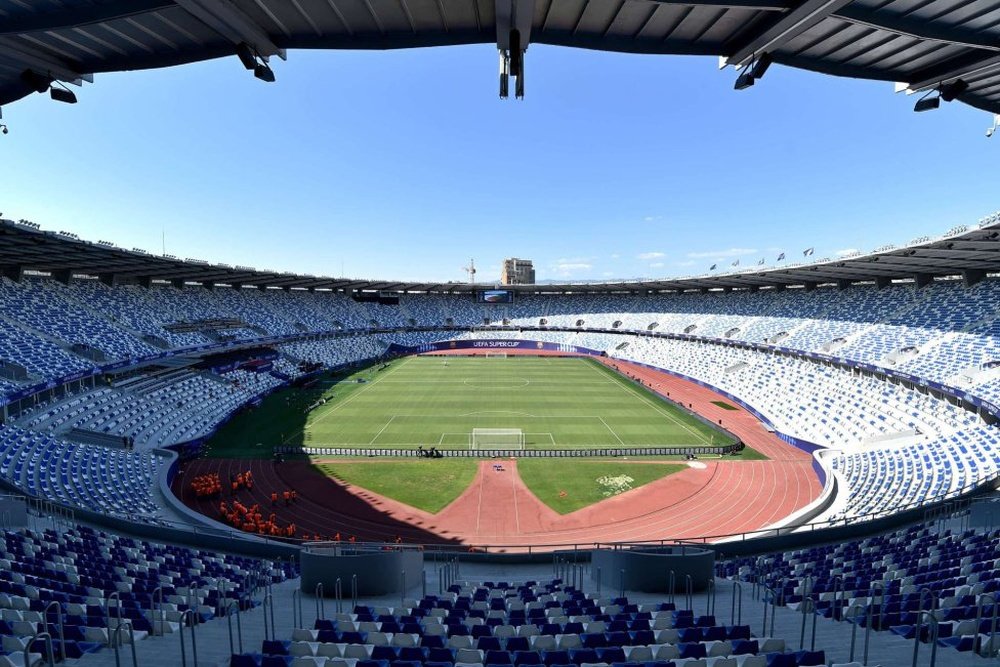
[172,356,821,549]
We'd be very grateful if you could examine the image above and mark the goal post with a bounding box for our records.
[470,428,525,450]
[483,352,508,358]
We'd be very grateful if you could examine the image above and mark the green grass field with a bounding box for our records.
[205,355,737,456]
[516,459,687,514]
[314,459,478,513]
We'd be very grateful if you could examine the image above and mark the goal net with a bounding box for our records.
[484,352,508,358]
[470,428,525,450]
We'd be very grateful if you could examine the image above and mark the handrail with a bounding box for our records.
[27,630,55,667]
[216,580,227,618]
[150,586,166,637]
[224,599,243,655]
[829,575,844,621]
[187,581,200,620]
[112,620,138,667]
[975,593,998,658]
[41,600,64,663]
[178,609,198,667]
[799,595,818,651]
[730,581,742,625]
[844,602,867,664]
[911,609,938,667]
[918,587,939,616]
[292,589,302,630]
[105,591,123,646]
[262,593,274,643]
[315,582,325,620]
[761,585,778,637]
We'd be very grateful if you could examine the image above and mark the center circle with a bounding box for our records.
[462,377,531,388]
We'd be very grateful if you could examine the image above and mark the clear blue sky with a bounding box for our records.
[1,45,997,284]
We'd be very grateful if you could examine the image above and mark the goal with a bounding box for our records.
[469,428,525,450]
[484,352,508,358]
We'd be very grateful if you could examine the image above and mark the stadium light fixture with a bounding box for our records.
[734,69,754,90]
[236,42,276,82]
[49,82,77,104]
[914,91,940,112]
[253,62,276,83]
[733,53,771,90]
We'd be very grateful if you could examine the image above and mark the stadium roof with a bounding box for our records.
[1,0,1000,115]
[2,213,1000,293]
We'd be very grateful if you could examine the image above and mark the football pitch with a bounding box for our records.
[207,355,736,453]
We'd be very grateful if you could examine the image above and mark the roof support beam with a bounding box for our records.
[0,0,175,35]
[1,265,23,283]
[836,279,852,290]
[0,38,90,84]
[99,273,117,287]
[833,7,1000,53]
[725,0,855,68]
[963,269,986,287]
[875,276,891,289]
[654,0,791,8]
[914,273,933,288]
[173,0,285,59]
[907,53,1000,93]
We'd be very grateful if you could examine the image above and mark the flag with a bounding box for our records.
[758,258,765,265]
[709,263,717,271]
[777,252,785,261]
[731,259,740,267]
[803,247,814,256]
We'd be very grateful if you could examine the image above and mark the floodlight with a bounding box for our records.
[49,84,77,104]
[913,93,940,112]
[734,70,754,90]
[254,63,275,82]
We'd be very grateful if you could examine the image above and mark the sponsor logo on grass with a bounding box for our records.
[596,474,635,497]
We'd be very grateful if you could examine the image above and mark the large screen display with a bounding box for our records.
[477,289,514,303]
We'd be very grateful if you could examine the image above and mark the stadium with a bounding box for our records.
[2,2,1000,666]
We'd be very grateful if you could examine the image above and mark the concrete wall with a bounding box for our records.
[301,547,424,596]
[591,546,715,593]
